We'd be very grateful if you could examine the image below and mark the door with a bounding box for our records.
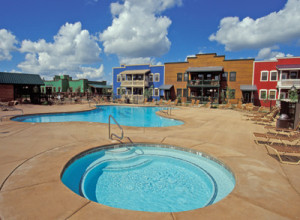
[165,90,170,100]
[243,92,251,103]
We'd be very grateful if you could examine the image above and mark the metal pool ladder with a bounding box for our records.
[108,115,124,141]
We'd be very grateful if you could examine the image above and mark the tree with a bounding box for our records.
[289,89,298,103]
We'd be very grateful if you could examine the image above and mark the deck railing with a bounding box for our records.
[187,80,219,87]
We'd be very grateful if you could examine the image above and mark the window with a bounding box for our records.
[117,88,120,95]
[229,72,236,81]
[222,72,228,81]
[290,72,297,79]
[270,71,277,81]
[154,88,159,96]
[259,90,267,100]
[184,73,188,81]
[269,90,277,100]
[121,75,126,81]
[260,71,268,81]
[280,92,286,100]
[52,87,56,92]
[117,75,121,82]
[149,74,153,82]
[177,88,182,97]
[177,73,182,82]
[183,89,188,97]
[281,72,288,80]
[154,73,160,82]
[41,87,45,93]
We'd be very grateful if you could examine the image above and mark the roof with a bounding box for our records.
[186,66,223,72]
[0,72,44,85]
[158,84,173,90]
[120,69,150,75]
[89,84,112,89]
[276,64,300,70]
[240,85,257,91]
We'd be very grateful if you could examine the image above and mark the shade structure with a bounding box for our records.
[89,84,112,89]
[120,69,150,75]
[158,84,173,90]
[186,66,223,72]
[240,85,257,91]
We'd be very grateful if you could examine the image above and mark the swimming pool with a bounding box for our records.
[61,144,235,212]
[12,105,183,127]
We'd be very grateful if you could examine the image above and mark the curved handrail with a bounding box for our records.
[108,115,124,140]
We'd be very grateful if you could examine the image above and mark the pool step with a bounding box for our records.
[102,157,151,171]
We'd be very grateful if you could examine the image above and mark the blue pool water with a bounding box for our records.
[61,144,235,212]
[12,105,183,127]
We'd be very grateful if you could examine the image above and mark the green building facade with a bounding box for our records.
[41,75,108,94]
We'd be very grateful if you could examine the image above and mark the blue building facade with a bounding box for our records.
[112,64,165,102]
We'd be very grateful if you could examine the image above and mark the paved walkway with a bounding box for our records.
[0,104,299,219]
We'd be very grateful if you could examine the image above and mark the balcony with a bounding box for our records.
[187,80,220,88]
[277,79,300,89]
[188,96,219,103]
[121,80,149,87]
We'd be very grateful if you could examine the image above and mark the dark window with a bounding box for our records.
[149,74,153,82]
[230,72,236,81]
[183,89,188,97]
[177,73,182,82]
[222,72,228,81]
[177,88,182,97]
[184,73,188,81]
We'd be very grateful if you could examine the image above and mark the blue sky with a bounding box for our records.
[0,0,299,84]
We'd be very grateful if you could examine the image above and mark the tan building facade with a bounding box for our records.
[164,53,254,104]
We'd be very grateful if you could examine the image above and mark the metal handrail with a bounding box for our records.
[0,108,24,122]
[108,115,124,140]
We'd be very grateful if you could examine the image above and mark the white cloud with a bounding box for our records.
[209,0,300,51]
[76,64,105,79]
[100,0,181,64]
[256,46,293,60]
[0,29,18,61]
[18,22,103,79]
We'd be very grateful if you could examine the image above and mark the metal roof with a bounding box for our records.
[89,84,112,89]
[120,69,150,75]
[186,66,223,72]
[158,84,173,90]
[240,85,257,91]
[276,64,300,70]
[0,72,44,85]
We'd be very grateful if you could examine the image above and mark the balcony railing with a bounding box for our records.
[277,79,300,88]
[187,80,220,87]
[121,80,149,87]
[188,96,218,103]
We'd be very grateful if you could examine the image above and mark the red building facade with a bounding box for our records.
[253,57,300,107]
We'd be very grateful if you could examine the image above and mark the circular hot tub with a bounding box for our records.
[61,143,235,212]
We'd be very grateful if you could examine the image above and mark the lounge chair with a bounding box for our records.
[264,122,300,136]
[171,99,178,106]
[1,101,19,111]
[193,100,200,107]
[189,99,195,107]
[264,144,300,165]
[253,132,300,146]
[156,99,163,106]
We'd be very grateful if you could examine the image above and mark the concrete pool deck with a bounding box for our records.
[0,104,299,219]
